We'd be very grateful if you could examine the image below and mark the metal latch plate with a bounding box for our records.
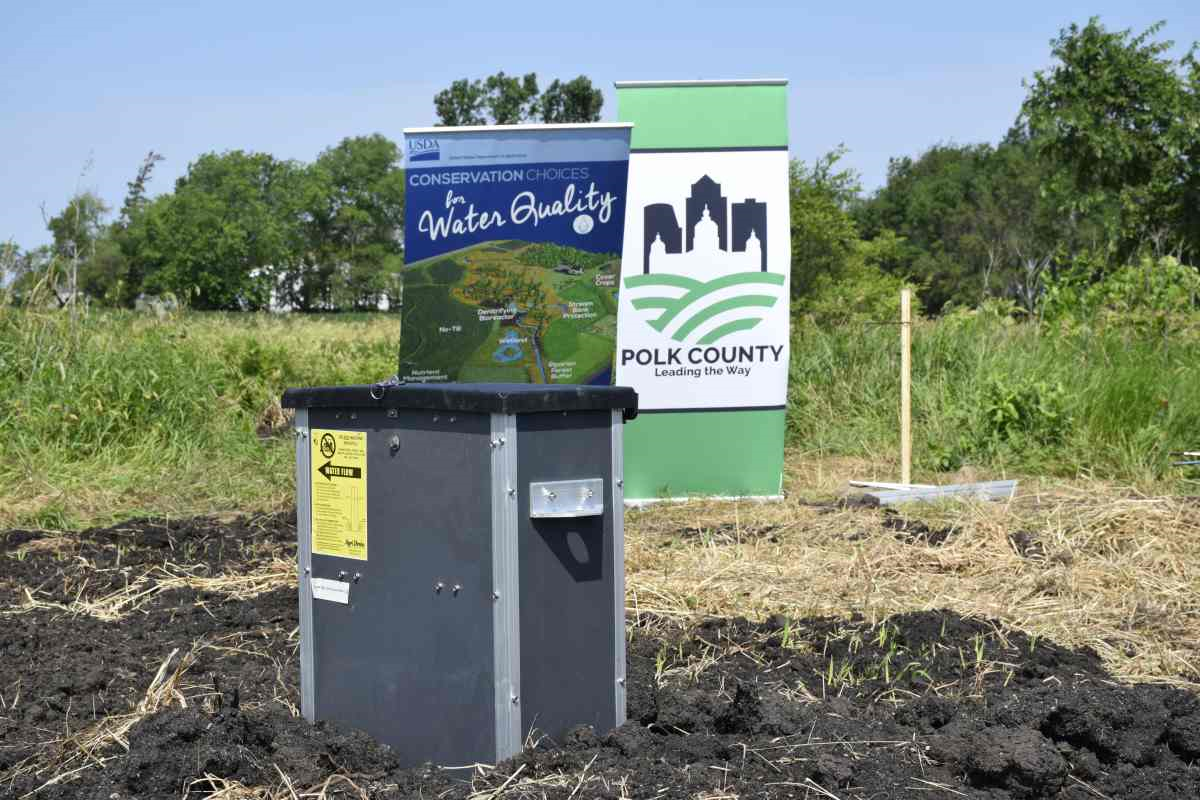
[530,478,604,519]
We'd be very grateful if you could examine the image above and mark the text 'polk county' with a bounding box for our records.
[620,344,784,367]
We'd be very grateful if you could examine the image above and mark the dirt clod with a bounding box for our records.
[882,512,955,545]
[960,727,1068,797]
[1008,529,1046,558]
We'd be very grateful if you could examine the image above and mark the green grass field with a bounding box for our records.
[1,305,1197,530]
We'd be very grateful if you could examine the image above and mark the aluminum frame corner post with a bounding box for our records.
[293,408,316,722]
[611,409,627,724]
[490,412,522,760]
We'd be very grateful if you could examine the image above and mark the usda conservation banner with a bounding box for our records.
[399,124,632,384]
[615,80,790,500]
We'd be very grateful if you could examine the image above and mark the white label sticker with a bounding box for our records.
[310,577,350,604]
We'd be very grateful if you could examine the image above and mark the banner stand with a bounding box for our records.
[614,80,790,502]
[399,124,632,387]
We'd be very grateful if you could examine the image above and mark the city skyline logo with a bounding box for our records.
[624,174,784,345]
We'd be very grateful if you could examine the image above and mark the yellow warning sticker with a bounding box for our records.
[310,429,368,560]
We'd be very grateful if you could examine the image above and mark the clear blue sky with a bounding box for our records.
[3,0,1197,250]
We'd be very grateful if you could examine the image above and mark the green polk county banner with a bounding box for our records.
[614,80,790,500]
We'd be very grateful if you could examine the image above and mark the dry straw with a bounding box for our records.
[8,557,294,622]
[625,471,1200,686]
[192,771,369,800]
[14,643,196,797]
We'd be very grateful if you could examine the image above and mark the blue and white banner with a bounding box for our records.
[400,124,632,385]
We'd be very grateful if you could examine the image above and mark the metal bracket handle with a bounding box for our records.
[529,478,604,519]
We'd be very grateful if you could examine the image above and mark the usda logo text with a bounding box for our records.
[408,138,441,162]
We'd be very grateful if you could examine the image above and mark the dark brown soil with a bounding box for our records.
[881,511,956,545]
[3,515,1199,799]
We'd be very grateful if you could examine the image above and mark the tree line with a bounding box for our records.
[795,18,1199,320]
[0,72,605,312]
[4,25,1198,317]
[4,135,406,311]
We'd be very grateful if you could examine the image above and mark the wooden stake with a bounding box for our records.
[900,288,912,486]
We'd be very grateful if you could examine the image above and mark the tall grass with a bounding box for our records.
[788,306,1200,482]
[0,307,397,528]
[1,305,1196,529]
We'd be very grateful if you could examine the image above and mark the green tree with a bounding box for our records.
[537,76,604,123]
[302,135,406,311]
[118,151,164,226]
[110,151,164,305]
[434,73,604,125]
[789,147,862,302]
[48,193,108,263]
[986,135,1062,313]
[436,72,538,125]
[856,138,1062,313]
[5,246,54,305]
[140,151,308,310]
[46,192,111,308]
[1,240,20,304]
[77,236,128,304]
[857,144,992,310]
[799,229,914,322]
[1021,18,1200,261]
[484,71,540,124]
[118,193,172,304]
[434,78,488,126]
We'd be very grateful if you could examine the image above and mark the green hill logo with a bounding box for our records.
[625,174,782,344]
[624,271,784,344]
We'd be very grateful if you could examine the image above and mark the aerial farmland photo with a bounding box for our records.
[2,2,1200,798]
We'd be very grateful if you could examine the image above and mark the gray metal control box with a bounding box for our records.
[281,383,637,767]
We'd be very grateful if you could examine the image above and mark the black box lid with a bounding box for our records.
[282,382,638,419]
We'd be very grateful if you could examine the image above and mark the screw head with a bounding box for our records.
[434,582,444,593]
